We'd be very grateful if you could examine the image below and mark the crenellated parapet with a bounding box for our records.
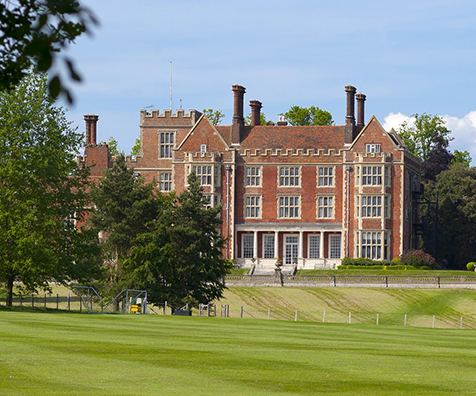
[140,109,202,126]
[354,152,393,162]
[239,148,344,158]
[186,151,222,161]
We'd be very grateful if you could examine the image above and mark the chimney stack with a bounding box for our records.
[356,93,366,127]
[84,114,99,145]
[344,85,356,143]
[231,85,246,145]
[249,100,262,126]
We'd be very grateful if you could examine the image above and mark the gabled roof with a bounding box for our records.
[216,125,345,150]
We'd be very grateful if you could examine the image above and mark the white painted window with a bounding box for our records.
[278,196,300,218]
[245,195,261,218]
[200,144,207,153]
[284,235,299,265]
[366,144,381,153]
[242,234,254,258]
[362,166,382,186]
[361,196,382,218]
[318,166,334,187]
[263,234,275,259]
[358,231,389,260]
[308,234,320,259]
[317,196,334,218]
[159,131,175,158]
[245,166,261,186]
[279,166,300,187]
[159,172,172,192]
[329,235,341,259]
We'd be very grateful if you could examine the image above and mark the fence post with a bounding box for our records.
[438,276,440,289]
[349,312,351,324]
[44,294,46,309]
[404,314,407,327]
[20,293,22,307]
[460,316,463,329]
[240,306,243,318]
[294,310,298,322]
[32,294,34,308]
[376,313,379,325]
[323,310,326,323]
[56,294,59,310]
[67,291,70,311]
[79,297,82,313]
[333,276,336,287]
[267,307,270,320]
[385,276,388,288]
[164,301,167,315]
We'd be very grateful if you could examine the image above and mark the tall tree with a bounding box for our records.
[397,113,452,162]
[421,134,454,182]
[125,172,231,308]
[281,105,333,126]
[421,164,476,269]
[203,109,225,125]
[89,154,157,291]
[0,72,102,306]
[0,0,97,102]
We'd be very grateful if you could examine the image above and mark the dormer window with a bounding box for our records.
[366,144,381,153]
[200,144,207,154]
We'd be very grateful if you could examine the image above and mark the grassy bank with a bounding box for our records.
[1,311,476,395]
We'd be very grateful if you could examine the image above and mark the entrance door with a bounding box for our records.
[284,235,298,265]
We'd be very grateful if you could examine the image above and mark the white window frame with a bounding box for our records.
[317,166,334,187]
[317,196,334,219]
[242,234,254,258]
[308,234,320,259]
[159,172,172,192]
[357,231,388,260]
[190,164,219,186]
[245,166,262,187]
[359,195,384,218]
[366,144,381,153]
[245,195,261,218]
[362,166,383,186]
[158,131,175,158]
[284,234,299,265]
[200,144,207,154]
[202,194,220,210]
[263,234,275,259]
[329,234,341,259]
[278,195,300,219]
[279,166,300,187]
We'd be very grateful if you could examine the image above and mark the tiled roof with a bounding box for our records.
[216,125,345,150]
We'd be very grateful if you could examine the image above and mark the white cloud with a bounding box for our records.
[383,111,476,164]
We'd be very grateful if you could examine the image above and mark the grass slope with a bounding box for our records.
[1,312,476,395]
[219,287,476,328]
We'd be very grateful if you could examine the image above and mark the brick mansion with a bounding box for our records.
[80,85,421,270]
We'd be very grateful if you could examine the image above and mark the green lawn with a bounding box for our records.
[1,311,476,395]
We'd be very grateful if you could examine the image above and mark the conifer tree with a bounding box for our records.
[125,172,231,308]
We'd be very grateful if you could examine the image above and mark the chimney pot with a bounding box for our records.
[84,114,99,145]
[344,86,356,143]
[249,100,262,126]
[231,85,246,145]
[356,93,366,127]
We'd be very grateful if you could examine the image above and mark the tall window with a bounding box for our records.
[245,195,261,218]
[329,235,341,259]
[246,166,261,186]
[317,196,334,218]
[159,131,174,158]
[361,196,382,218]
[202,194,219,210]
[263,235,275,258]
[159,172,172,192]
[279,167,300,187]
[278,196,300,218]
[362,166,382,186]
[242,234,254,258]
[358,231,388,260]
[191,165,219,186]
[308,234,320,259]
[318,167,334,187]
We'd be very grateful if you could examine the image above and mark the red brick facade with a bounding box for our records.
[80,85,421,270]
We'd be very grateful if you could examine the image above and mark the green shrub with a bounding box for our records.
[392,257,402,265]
[341,257,393,267]
[400,250,438,269]
[466,262,476,271]
[337,264,429,270]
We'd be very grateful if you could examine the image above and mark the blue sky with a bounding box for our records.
[63,0,476,161]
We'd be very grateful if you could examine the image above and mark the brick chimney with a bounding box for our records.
[249,100,262,126]
[356,93,366,128]
[344,86,356,143]
[231,85,245,145]
[84,114,99,146]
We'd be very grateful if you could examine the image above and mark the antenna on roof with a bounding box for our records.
[170,61,173,111]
